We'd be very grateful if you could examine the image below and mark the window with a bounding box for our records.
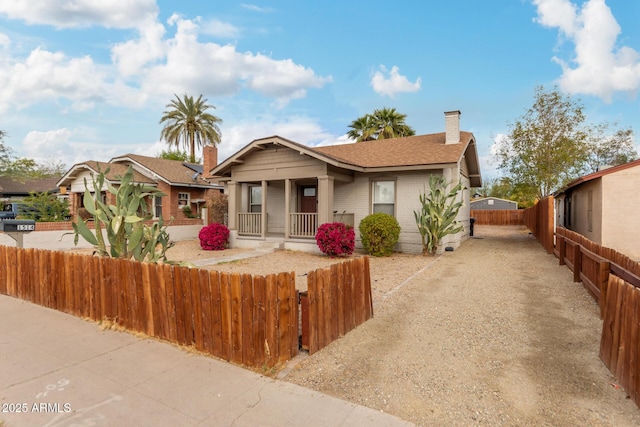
[178,192,190,209]
[372,180,395,216]
[250,186,262,213]
[154,195,163,218]
[488,199,494,205]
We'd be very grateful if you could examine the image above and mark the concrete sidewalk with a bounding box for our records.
[0,224,204,251]
[0,295,413,427]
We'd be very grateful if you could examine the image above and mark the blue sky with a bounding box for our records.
[0,0,638,182]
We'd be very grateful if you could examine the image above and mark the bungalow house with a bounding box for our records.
[57,148,223,221]
[0,176,62,201]
[554,158,640,261]
[210,110,482,254]
[470,197,518,210]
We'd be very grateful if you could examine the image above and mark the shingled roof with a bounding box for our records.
[57,161,155,187]
[212,132,482,187]
[57,154,222,190]
[0,176,61,196]
[110,154,212,187]
[311,132,473,168]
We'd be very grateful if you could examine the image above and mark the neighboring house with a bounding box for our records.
[0,176,62,201]
[554,159,640,260]
[470,197,518,210]
[57,147,223,221]
[210,110,482,254]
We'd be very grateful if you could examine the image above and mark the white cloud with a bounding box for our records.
[241,4,273,13]
[200,18,240,39]
[533,0,640,101]
[21,128,172,166]
[137,16,330,106]
[0,14,327,113]
[0,47,144,114]
[0,0,158,29]
[219,116,340,161]
[0,31,9,49]
[111,20,167,76]
[371,65,421,97]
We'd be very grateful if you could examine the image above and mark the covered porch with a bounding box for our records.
[227,176,347,241]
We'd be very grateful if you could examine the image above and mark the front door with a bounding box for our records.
[300,186,317,213]
[296,185,317,237]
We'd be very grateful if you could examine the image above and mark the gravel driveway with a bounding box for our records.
[282,225,640,426]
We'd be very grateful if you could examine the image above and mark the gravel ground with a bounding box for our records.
[74,225,640,426]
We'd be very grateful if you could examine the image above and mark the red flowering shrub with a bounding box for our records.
[198,223,230,251]
[315,222,355,257]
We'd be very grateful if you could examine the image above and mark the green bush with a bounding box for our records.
[358,213,401,256]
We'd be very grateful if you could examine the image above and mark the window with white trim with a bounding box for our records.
[372,180,395,216]
[250,186,262,213]
[178,192,190,209]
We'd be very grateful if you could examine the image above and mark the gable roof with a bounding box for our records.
[555,158,640,196]
[57,161,155,187]
[212,133,482,187]
[312,132,472,168]
[57,154,222,190]
[110,154,215,188]
[0,176,62,196]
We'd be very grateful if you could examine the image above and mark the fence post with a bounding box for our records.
[573,243,582,283]
[558,235,566,266]
[598,260,611,319]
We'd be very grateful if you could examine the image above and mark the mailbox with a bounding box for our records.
[1,219,36,232]
[1,219,36,247]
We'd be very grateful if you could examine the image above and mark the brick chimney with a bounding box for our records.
[445,110,461,145]
[202,145,218,179]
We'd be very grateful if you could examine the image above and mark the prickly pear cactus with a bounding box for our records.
[72,166,175,262]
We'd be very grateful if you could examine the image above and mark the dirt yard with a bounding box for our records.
[74,226,640,426]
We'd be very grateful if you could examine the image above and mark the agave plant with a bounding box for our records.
[72,166,175,262]
[414,175,466,255]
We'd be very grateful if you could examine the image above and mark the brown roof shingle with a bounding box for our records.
[0,176,61,195]
[113,154,207,186]
[310,132,473,168]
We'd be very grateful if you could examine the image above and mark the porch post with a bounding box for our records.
[284,179,291,239]
[227,181,240,230]
[261,180,267,238]
[317,175,334,226]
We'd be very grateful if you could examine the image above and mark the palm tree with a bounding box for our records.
[347,115,376,142]
[371,107,415,139]
[347,107,415,142]
[159,94,222,163]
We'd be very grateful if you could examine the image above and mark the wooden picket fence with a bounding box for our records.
[523,196,555,254]
[300,257,373,355]
[0,245,373,369]
[554,227,640,407]
[0,245,299,369]
[470,209,524,226]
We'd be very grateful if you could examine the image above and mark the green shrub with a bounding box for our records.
[358,213,400,256]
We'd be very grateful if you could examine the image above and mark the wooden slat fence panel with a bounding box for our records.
[556,227,640,409]
[523,196,555,254]
[304,257,374,355]
[0,245,299,370]
[470,209,524,225]
[600,275,640,407]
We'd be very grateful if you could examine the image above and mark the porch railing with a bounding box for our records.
[290,213,317,238]
[238,212,262,236]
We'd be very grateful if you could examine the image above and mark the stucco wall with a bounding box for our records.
[230,146,326,181]
[601,168,640,260]
[333,169,468,254]
[567,179,602,244]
